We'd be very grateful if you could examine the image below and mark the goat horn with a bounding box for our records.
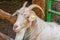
[23,1,28,7]
[28,4,45,16]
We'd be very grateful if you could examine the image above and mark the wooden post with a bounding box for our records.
[0,9,17,24]
[32,0,45,19]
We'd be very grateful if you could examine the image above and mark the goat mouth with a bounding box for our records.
[13,28,21,32]
[13,26,19,32]
[13,28,18,32]
[13,26,24,32]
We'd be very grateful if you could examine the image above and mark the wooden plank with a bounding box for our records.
[32,0,45,19]
[0,32,14,40]
[0,9,16,24]
[0,9,15,40]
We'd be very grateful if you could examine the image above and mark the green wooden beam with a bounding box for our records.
[45,0,52,22]
[48,9,60,16]
[53,0,59,2]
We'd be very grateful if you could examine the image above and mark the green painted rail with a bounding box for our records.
[45,0,60,22]
[49,9,60,16]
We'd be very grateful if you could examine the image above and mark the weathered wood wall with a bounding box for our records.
[32,0,45,19]
[0,9,16,24]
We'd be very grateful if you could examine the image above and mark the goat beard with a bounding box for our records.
[15,21,33,40]
[23,20,39,40]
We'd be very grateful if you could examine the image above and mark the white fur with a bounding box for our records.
[36,16,60,40]
[13,1,60,40]
[15,28,27,40]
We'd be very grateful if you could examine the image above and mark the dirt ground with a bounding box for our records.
[0,1,60,40]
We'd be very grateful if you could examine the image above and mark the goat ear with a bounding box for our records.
[29,13,36,21]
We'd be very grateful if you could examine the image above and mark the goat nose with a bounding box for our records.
[13,25,18,29]
[13,25,18,32]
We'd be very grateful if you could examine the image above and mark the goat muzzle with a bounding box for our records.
[13,25,19,32]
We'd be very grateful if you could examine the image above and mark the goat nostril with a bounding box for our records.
[13,25,18,30]
[13,25,18,32]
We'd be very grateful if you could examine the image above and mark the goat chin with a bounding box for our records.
[15,28,27,40]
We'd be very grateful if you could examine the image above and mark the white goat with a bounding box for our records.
[13,1,60,40]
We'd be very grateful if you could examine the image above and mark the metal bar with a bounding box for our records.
[48,9,60,16]
[45,0,52,22]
